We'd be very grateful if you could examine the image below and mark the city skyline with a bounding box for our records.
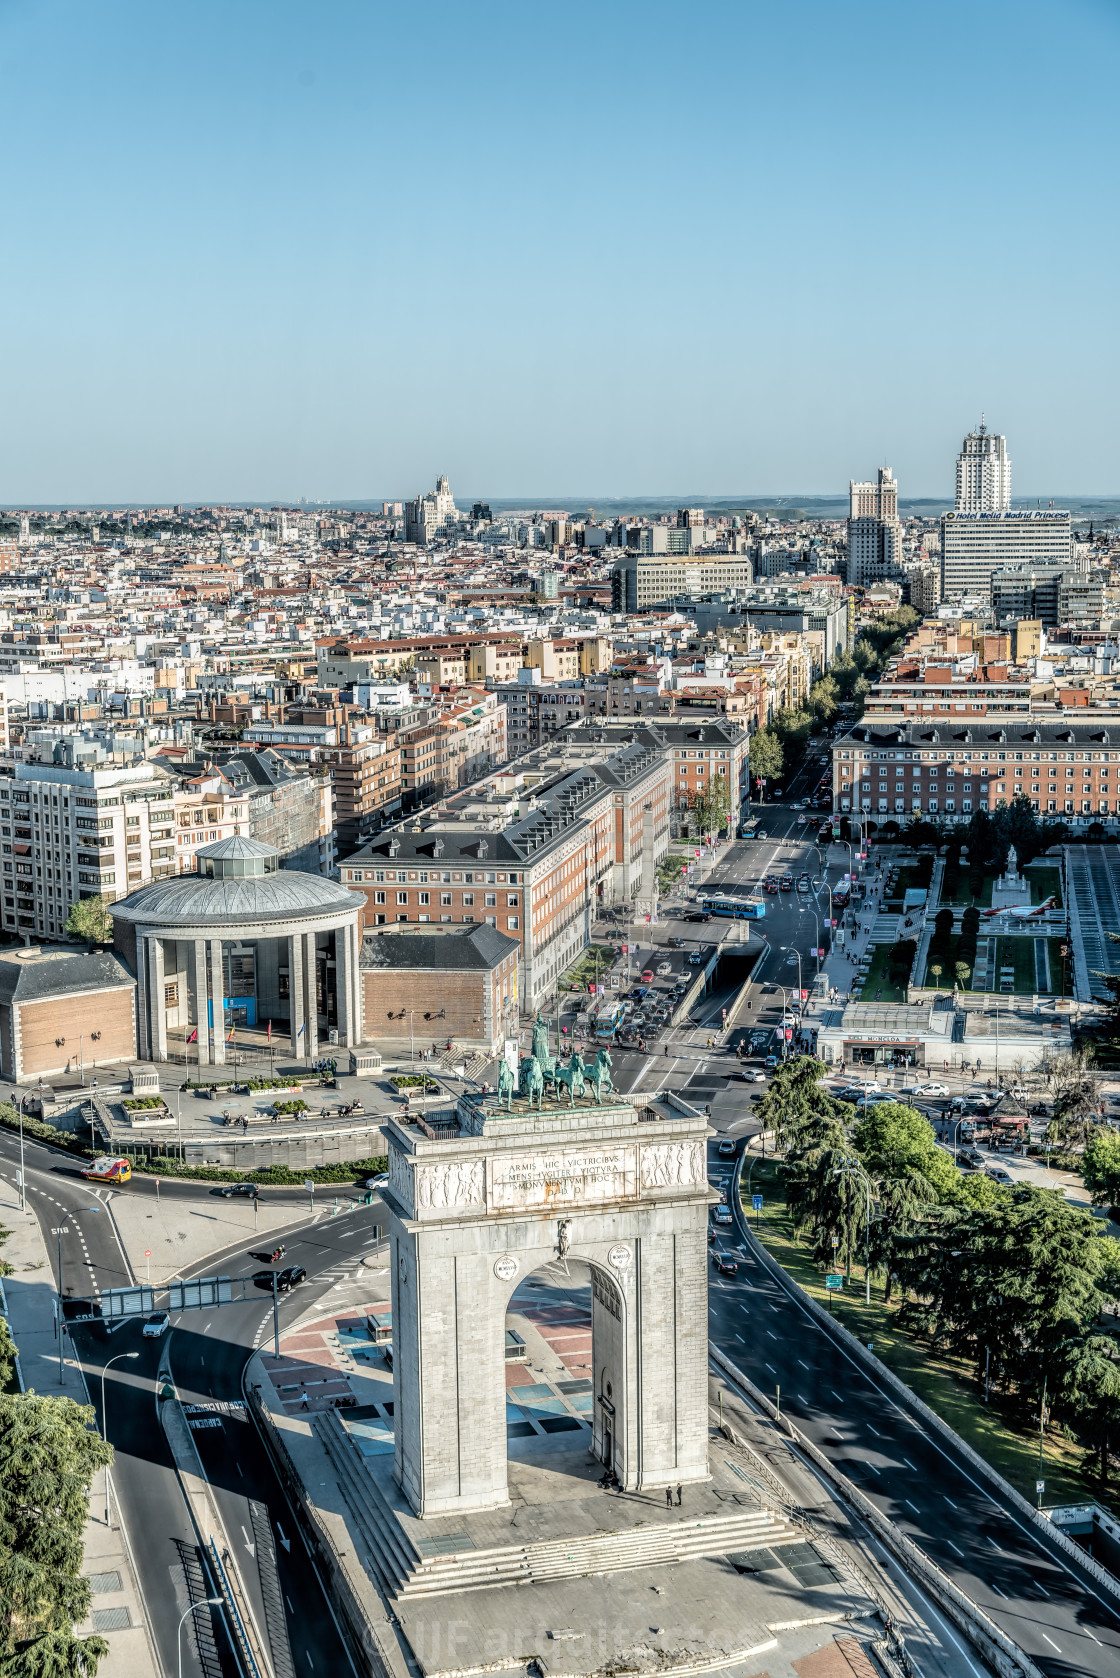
[0,0,1116,501]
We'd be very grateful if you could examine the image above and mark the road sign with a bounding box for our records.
[800,989,808,1000]
[784,1028,793,1041]
[752,1194,763,1212]
[303,1179,315,1192]
[825,1273,843,1291]
[101,1285,155,1320]
[1036,1479,1045,1497]
[168,1276,234,1311]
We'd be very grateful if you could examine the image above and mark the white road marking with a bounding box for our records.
[902,1458,916,1471]
[946,1539,963,1556]
[904,1499,920,1514]
[944,1495,958,1509]
[796,1359,810,1370]
[1042,1635,1060,1652]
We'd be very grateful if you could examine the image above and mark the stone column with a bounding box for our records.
[135,935,150,1062]
[288,932,304,1060]
[303,930,320,1062]
[335,924,351,1046]
[193,938,210,1067]
[208,937,226,1066]
[351,920,364,1045]
[148,935,167,1061]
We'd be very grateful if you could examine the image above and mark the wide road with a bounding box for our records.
[0,1123,377,1678]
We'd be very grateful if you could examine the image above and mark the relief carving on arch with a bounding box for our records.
[640,1140,704,1191]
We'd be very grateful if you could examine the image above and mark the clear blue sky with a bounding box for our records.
[0,0,1116,504]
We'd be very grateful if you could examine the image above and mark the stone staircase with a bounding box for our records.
[437,1045,491,1080]
[866,911,901,946]
[316,1410,802,1600]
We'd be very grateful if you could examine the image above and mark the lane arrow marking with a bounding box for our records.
[241,1525,256,1557]
[276,1524,291,1552]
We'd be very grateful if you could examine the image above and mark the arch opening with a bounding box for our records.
[504,1256,626,1487]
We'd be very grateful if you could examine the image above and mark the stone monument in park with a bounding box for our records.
[381,1075,715,1517]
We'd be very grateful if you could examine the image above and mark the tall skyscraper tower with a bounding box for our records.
[955,420,1011,513]
[847,467,902,586]
[849,467,898,520]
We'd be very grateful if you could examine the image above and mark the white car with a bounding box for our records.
[365,1173,389,1191]
[791,801,806,809]
[796,814,809,824]
[142,1311,170,1339]
[916,1082,951,1097]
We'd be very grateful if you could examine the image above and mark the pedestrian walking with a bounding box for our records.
[676,1483,683,1506]
[300,1390,309,1410]
[665,1487,673,1508]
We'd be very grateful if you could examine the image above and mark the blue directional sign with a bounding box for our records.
[752,1194,763,1212]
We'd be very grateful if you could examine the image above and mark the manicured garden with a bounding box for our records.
[857,941,913,1002]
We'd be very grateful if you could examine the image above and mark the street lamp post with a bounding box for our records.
[177,1599,223,1678]
[16,1094,29,1210]
[101,1351,139,1525]
[781,947,804,1017]
[832,1159,874,1305]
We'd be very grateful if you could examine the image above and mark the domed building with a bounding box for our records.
[109,836,363,1067]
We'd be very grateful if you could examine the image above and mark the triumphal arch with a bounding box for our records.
[381,1068,715,1517]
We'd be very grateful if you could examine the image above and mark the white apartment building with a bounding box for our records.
[955,422,1011,512]
[940,510,1072,600]
[0,761,181,942]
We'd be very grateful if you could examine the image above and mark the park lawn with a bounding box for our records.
[924,933,972,989]
[739,1158,1106,1513]
[993,935,1038,994]
[1047,937,1073,998]
[940,873,994,908]
[858,942,909,1002]
[1027,864,1063,908]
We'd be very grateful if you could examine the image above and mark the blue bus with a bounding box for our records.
[594,999,626,1037]
[697,891,766,920]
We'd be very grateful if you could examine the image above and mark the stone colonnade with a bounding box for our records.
[133,915,363,1065]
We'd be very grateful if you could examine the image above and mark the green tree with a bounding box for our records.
[693,775,731,836]
[928,963,942,987]
[853,1101,958,1201]
[748,727,783,786]
[1047,1055,1103,1151]
[63,898,113,947]
[1081,1129,1120,1211]
[0,1392,112,1670]
[808,674,838,723]
[1057,1334,1120,1489]
[754,1055,849,1153]
[954,961,972,990]
[895,1188,1116,1410]
[772,706,813,751]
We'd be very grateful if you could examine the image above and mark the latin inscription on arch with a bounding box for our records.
[488,1145,638,1210]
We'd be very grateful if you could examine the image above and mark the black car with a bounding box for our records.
[220,1181,258,1199]
[712,1253,739,1276]
[683,911,710,923]
[252,1265,307,1292]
